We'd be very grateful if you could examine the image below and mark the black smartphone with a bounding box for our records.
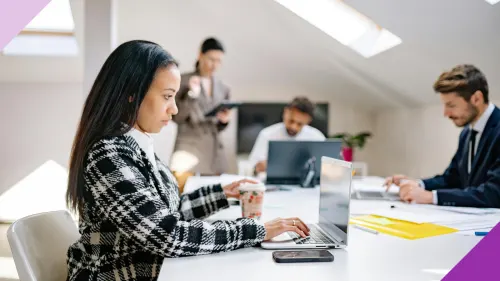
[272,250,334,263]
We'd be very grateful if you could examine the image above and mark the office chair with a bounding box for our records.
[7,210,80,281]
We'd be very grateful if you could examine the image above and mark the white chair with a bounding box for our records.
[7,210,80,281]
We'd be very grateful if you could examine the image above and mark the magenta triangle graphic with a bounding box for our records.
[0,0,52,50]
[442,222,500,281]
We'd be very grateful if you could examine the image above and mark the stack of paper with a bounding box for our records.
[418,205,500,215]
[349,201,500,239]
[369,207,479,224]
[439,219,500,231]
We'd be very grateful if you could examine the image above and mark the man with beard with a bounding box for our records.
[248,97,326,175]
[384,64,500,208]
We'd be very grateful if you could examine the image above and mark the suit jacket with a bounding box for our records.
[66,135,265,281]
[422,106,500,208]
[172,71,231,175]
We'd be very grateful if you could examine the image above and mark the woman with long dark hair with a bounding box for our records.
[66,40,309,281]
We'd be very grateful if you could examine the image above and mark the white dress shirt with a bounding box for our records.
[422,103,496,204]
[125,127,158,171]
[247,122,326,169]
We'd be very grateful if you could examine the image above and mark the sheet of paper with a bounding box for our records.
[369,208,433,224]
[349,200,396,216]
[417,205,500,215]
[441,219,500,231]
[369,207,479,224]
[458,228,494,236]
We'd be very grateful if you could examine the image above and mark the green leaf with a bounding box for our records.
[329,131,372,149]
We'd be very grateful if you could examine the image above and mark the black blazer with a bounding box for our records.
[422,106,500,208]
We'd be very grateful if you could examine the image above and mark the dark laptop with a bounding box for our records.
[265,140,342,186]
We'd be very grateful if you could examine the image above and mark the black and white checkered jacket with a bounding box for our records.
[66,135,266,281]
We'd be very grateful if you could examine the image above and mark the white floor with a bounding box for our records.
[0,224,19,281]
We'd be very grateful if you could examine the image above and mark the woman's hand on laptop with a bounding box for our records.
[263,217,310,241]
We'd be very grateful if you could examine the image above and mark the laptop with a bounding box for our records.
[351,190,400,201]
[350,177,400,201]
[260,156,352,249]
[265,140,342,185]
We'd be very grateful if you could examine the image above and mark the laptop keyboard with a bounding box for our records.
[289,225,335,244]
[354,191,385,199]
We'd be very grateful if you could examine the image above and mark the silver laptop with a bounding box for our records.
[352,190,400,201]
[260,156,352,250]
[350,178,401,201]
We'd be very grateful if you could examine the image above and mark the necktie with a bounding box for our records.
[469,129,478,171]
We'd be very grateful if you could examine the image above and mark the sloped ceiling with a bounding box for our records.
[1,0,499,110]
[343,0,500,105]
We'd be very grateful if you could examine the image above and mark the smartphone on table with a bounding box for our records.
[272,250,334,263]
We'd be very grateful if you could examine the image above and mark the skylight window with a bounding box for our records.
[24,0,75,32]
[485,0,500,4]
[274,0,402,58]
[1,0,77,57]
[2,34,78,56]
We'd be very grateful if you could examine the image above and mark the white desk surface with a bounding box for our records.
[159,177,497,281]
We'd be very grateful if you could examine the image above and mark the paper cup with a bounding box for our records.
[239,183,266,220]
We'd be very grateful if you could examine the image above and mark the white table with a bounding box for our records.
[158,181,487,281]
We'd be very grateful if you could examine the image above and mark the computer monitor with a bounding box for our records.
[237,102,329,154]
[266,140,342,185]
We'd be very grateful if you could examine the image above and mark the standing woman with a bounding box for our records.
[172,37,232,175]
[65,40,308,281]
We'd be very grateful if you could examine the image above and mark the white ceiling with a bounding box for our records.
[1,0,499,110]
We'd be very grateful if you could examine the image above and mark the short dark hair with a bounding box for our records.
[287,96,315,117]
[433,64,489,103]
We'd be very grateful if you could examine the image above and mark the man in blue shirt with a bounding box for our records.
[385,64,500,208]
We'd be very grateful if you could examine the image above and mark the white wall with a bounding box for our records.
[370,100,500,179]
[214,86,377,174]
[0,82,376,196]
[0,83,82,197]
[5,81,479,197]
[1,81,491,195]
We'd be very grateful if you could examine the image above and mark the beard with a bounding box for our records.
[450,103,479,127]
[286,128,298,137]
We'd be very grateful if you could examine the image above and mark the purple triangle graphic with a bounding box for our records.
[0,0,52,50]
[442,222,500,281]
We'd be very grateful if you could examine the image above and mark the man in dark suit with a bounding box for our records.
[385,64,500,208]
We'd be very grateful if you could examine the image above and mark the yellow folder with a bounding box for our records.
[350,215,458,240]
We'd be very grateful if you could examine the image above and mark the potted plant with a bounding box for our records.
[330,131,372,162]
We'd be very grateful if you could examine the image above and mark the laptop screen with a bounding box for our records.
[318,156,352,245]
[266,140,342,185]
